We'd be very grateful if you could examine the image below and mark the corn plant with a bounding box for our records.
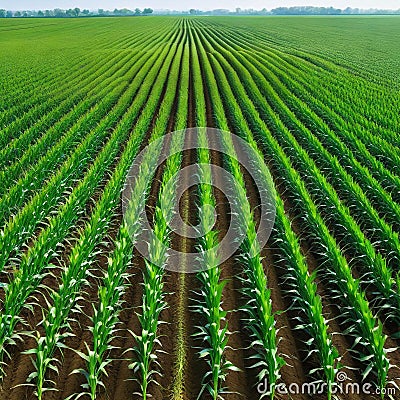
[273,196,341,399]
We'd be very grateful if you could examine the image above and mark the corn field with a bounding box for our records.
[0,15,399,400]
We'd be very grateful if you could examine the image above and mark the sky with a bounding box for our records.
[1,0,399,11]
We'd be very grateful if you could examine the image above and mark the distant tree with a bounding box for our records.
[142,8,153,14]
[73,7,80,16]
[82,9,90,15]
[54,8,65,17]
[14,11,21,17]
[0,9,6,18]
[22,11,28,17]
[38,10,44,17]
[98,8,105,15]
[44,9,53,17]
[271,6,343,15]
[189,8,196,14]
[6,10,12,17]
[134,8,141,15]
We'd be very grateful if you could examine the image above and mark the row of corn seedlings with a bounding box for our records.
[273,195,341,400]
[129,28,186,400]
[194,23,392,393]
[169,23,190,399]
[189,25,236,400]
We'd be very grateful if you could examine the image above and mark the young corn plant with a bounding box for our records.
[129,36,185,400]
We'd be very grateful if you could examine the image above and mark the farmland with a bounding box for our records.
[0,15,400,400]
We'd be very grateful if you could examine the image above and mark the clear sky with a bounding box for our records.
[0,0,399,11]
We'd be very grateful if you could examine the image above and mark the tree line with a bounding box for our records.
[1,6,399,18]
[189,6,400,15]
[0,8,153,18]
[270,6,400,15]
